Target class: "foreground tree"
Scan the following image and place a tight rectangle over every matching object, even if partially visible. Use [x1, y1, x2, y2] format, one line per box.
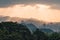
[33, 29, 48, 40]
[0, 22, 60, 40]
[0, 22, 31, 40]
[48, 32, 60, 40]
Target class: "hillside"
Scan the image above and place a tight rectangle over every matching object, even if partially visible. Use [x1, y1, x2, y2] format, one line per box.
[0, 16, 60, 32]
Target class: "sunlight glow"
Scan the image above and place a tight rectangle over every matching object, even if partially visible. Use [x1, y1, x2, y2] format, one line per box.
[0, 4, 60, 22]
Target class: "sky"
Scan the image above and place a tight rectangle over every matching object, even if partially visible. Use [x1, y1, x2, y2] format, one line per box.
[0, 0, 60, 22]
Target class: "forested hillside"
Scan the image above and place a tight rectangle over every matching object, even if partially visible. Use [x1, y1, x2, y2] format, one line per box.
[0, 22, 60, 40]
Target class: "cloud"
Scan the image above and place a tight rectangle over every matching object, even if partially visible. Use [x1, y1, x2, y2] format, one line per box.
[0, 0, 60, 9]
[50, 4, 60, 10]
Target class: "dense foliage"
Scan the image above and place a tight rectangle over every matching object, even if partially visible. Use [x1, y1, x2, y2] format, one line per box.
[0, 22, 60, 40]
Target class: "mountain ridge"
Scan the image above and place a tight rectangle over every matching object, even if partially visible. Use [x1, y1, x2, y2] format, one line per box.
[0, 16, 60, 32]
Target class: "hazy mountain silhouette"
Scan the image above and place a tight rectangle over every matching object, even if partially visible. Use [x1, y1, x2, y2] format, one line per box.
[39, 28, 54, 33]
[0, 16, 60, 32]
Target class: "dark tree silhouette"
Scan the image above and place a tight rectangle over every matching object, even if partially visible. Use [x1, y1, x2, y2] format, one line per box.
[0, 22, 60, 40]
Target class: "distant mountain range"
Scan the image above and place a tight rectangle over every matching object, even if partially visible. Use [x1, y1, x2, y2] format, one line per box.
[20, 21, 54, 33]
[21, 22, 54, 33]
[39, 28, 54, 33]
[19, 18, 60, 33]
[0, 16, 60, 32]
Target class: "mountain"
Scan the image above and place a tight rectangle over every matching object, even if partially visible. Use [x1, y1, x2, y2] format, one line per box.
[20, 21, 53, 34]
[0, 16, 60, 32]
[20, 21, 54, 33]
[20, 19, 60, 32]
[46, 22, 60, 32]
[21, 22, 38, 34]
[39, 28, 54, 33]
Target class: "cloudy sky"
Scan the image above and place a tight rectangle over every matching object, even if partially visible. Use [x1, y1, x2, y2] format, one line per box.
[0, 0, 60, 22]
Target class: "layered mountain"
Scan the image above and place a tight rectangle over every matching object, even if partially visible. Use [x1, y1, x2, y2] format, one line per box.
[39, 28, 54, 33]
[0, 16, 60, 32]
[20, 18, 60, 32]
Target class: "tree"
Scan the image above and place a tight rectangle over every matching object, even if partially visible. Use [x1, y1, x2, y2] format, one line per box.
[0, 22, 32, 40]
[33, 29, 48, 40]
[49, 32, 60, 40]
